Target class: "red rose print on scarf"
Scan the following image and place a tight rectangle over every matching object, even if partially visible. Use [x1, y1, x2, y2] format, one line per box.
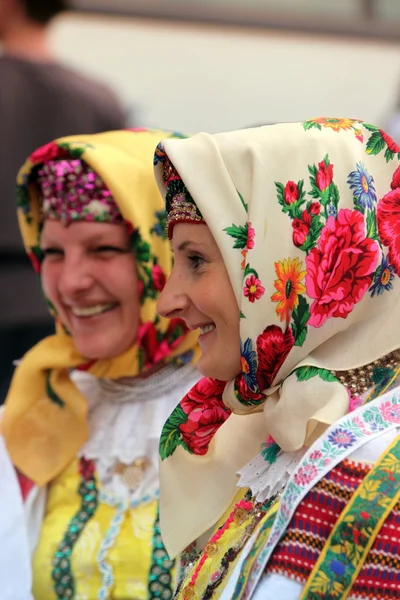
[179, 379, 230, 455]
[309, 202, 321, 216]
[292, 210, 312, 247]
[316, 160, 334, 191]
[247, 224, 255, 249]
[234, 324, 294, 406]
[138, 318, 190, 368]
[379, 130, 400, 154]
[390, 166, 400, 190]
[305, 209, 379, 327]
[28, 251, 41, 274]
[256, 325, 295, 391]
[377, 188, 400, 276]
[151, 264, 166, 291]
[29, 142, 69, 164]
[284, 181, 300, 204]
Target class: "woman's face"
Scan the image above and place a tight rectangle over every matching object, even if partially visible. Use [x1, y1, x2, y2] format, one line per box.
[41, 220, 140, 360]
[157, 223, 241, 381]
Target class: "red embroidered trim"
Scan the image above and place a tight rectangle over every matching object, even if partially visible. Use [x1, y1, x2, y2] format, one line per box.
[265, 458, 400, 598]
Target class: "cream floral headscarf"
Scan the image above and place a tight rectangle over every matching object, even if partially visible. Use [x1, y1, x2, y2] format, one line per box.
[154, 118, 400, 556]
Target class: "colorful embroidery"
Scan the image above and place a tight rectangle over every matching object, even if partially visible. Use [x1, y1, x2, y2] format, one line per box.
[148, 508, 174, 600]
[95, 489, 174, 599]
[176, 491, 279, 600]
[239, 388, 400, 599]
[233, 504, 279, 598]
[52, 458, 98, 599]
[255, 458, 400, 600]
[300, 436, 400, 599]
[97, 500, 126, 599]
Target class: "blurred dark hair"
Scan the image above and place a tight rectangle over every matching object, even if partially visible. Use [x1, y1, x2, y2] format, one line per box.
[21, 0, 68, 24]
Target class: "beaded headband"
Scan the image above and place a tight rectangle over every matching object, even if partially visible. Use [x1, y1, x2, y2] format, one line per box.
[160, 149, 204, 239]
[37, 159, 123, 225]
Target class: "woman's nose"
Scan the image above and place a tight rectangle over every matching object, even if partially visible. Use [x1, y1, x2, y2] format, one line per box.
[157, 272, 188, 319]
[58, 254, 94, 298]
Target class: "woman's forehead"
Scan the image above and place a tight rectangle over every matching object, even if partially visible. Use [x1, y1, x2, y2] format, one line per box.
[171, 223, 214, 249]
[41, 219, 128, 243]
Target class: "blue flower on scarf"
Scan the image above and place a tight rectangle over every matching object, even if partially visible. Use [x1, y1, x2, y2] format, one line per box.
[150, 210, 167, 239]
[347, 162, 377, 210]
[369, 255, 395, 297]
[240, 338, 258, 391]
[327, 203, 337, 217]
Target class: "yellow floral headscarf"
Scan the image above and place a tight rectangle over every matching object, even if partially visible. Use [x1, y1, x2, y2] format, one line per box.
[2, 129, 199, 486]
[154, 118, 400, 556]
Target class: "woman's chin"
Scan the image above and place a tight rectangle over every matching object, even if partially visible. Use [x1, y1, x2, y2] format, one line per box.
[197, 352, 241, 381]
[74, 336, 131, 361]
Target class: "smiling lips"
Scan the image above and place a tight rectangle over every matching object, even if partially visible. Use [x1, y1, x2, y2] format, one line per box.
[69, 303, 117, 318]
[199, 323, 215, 335]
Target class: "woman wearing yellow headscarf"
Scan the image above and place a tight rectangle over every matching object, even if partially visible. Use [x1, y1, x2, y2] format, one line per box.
[154, 119, 400, 599]
[0, 129, 200, 599]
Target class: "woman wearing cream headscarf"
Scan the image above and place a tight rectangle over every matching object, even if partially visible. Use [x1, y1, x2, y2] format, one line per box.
[0, 129, 200, 599]
[154, 118, 400, 599]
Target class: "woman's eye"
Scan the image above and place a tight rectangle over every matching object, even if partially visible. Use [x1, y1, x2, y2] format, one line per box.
[95, 246, 126, 254]
[42, 247, 63, 257]
[188, 254, 205, 270]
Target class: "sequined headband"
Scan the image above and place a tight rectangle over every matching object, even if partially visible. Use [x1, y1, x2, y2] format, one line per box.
[36, 159, 123, 225]
[159, 148, 204, 238]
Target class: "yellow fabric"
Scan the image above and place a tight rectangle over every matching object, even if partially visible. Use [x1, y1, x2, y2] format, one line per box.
[175, 489, 279, 600]
[33, 459, 171, 599]
[1, 130, 199, 485]
[154, 119, 400, 555]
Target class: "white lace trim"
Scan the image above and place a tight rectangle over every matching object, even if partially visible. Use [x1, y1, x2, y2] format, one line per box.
[237, 448, 306, 503]
[72, 363, 200, 501]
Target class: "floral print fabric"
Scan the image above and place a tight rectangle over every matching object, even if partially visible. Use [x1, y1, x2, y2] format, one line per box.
[153, 119, 400, 557]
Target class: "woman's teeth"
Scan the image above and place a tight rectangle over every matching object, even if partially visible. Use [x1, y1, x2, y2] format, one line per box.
[200, 323, 215, 335]
[71, 303, 115, 317]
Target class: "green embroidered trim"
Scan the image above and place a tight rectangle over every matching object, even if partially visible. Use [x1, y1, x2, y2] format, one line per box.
[51, 458, 98, 599]
[233, 502, 279, 599]
[300, 435, 400, 600]
[148, 507, 175, 600]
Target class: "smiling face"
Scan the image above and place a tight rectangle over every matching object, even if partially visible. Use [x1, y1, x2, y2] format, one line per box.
[157, 223, 241, 381]
[41, 220, 140, 360]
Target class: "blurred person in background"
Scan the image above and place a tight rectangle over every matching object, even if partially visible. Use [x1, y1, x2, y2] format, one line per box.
[0, 129, 200, 598]
[0, 0, 127, 401]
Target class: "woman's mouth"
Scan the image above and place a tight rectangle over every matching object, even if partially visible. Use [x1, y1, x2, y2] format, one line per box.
[70, 303, 117, 318]
[199, 323, 216, 336]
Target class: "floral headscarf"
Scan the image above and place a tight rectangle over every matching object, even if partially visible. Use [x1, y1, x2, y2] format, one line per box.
[153, 118, 400, 557]
[1, 129, 200, 486]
